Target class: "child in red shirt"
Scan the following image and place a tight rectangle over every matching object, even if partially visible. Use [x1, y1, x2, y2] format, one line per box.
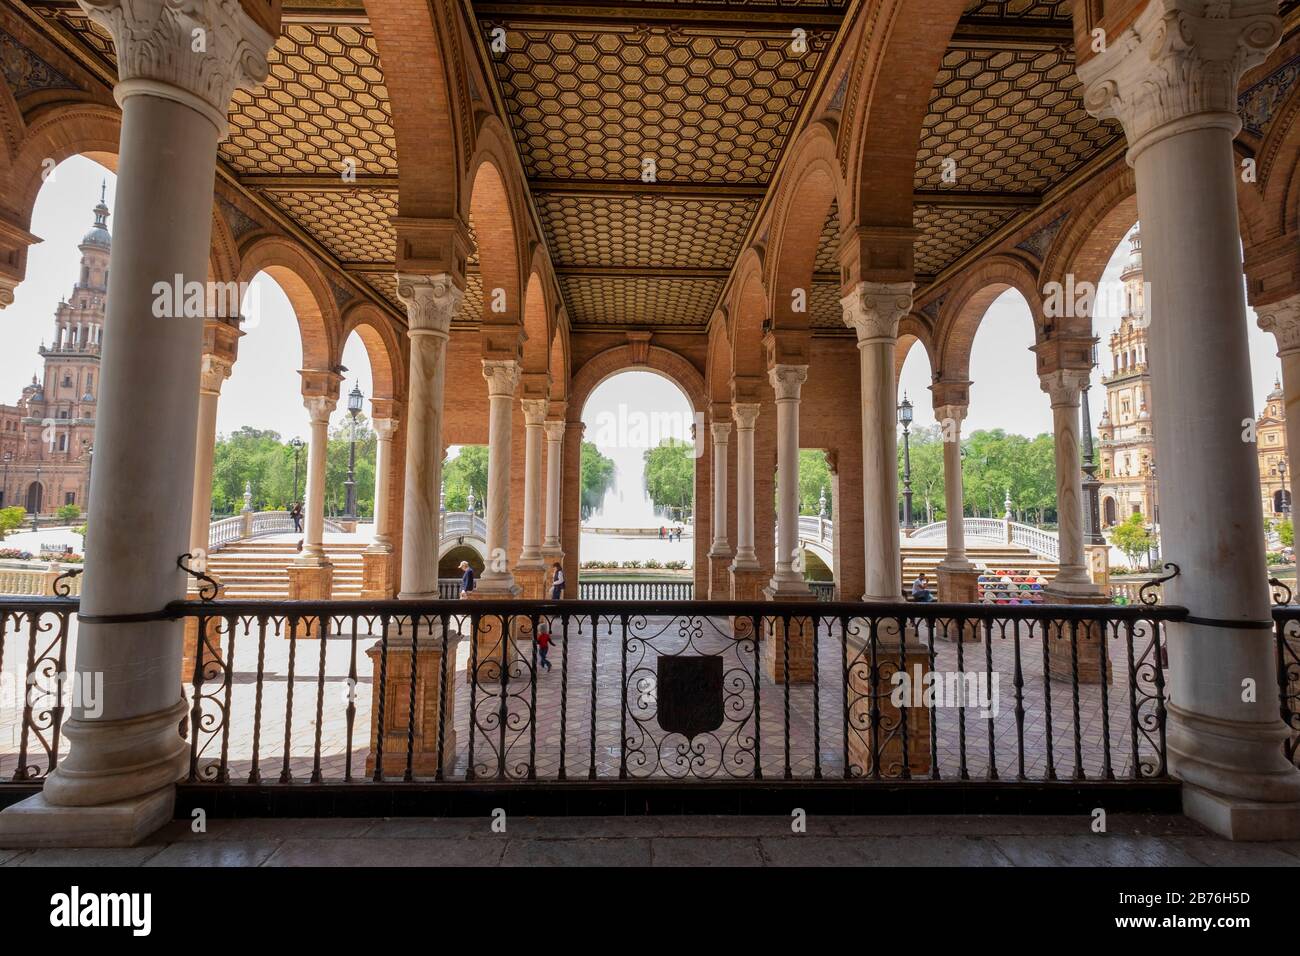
[536, 620, 553, 672]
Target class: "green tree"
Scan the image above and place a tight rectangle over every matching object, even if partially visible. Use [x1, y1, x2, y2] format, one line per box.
[211, 426, 294, 514]
[898, 425, 945, 523]
[443, 445, 489, 512]
[643, 437, 693, 520]
[324, 415, 376, 517]
[1281, 519, 1294, 547]
[580, 441, 616, 520]
[55, 503, 82, 524]
[1110, 512, 1153, 569]
[799, 449, 832, 517]
[0, 505, 24, 540]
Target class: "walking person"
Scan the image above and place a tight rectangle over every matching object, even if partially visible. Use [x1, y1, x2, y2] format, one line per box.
[459, 559, 476, 597]
[289, 501, 303, 533]
[536, 619, 553, 672]
[550, 561, 565, 600]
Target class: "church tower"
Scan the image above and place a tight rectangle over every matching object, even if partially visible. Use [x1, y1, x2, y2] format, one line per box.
[0, 186, 107, 515]
[1097, 228, 1158, 529]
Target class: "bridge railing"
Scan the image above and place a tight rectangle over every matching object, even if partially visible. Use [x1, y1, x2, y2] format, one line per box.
[208, 511, 348, 553]
[441, 512, 487, 540]
[910, 518, 1060, 562]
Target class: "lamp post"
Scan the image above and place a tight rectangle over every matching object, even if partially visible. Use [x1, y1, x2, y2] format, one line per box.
[1146, 459, 1160, 570]
[1279, 457, 1290, 518]
[898, 392, 914, 530]
[289, 436, 304, 506]
[343, 381, 363, 520]
[1080, 343, 1105, 546]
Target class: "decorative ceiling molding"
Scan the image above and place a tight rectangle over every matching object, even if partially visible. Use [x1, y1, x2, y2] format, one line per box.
[0, 27, 80, 97]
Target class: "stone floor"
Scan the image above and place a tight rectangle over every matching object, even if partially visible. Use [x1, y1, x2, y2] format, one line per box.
[0, 610, 1177, 783]
[3, 814, 1299, 867]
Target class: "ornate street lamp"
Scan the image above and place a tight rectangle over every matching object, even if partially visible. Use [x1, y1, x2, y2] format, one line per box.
[898, 393, 914, 530]
[1279, 458, 1290, 518]
[289, 436, 304, 506]
[343, 382, 363, 520]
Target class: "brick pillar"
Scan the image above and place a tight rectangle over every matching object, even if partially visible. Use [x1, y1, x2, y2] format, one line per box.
[365, 628, 459, 777]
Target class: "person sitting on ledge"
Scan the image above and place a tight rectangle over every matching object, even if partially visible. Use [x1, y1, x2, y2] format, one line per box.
[911, 573, 935, 603]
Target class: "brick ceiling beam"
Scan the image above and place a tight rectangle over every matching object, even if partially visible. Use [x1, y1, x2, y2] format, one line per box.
[472, 1, 846, 29]
[950, 16, 1075, 50]
[913, 190, 1043, 209]
[529, 179, 766, 200]
[238, 173, 400, 191]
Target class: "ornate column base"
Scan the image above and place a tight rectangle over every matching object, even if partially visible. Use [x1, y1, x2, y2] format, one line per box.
[761, 588, 817, 683]
[707, 552, 732, 599]
[729, 565, 766, 641]
[513, 564, 547, 601]
[1042, 591, 1112, 685]
[286, 564, 334, 638]
[361, 549, 395, 600]
[1085, 544, 1111, 589]
[0, 698, 188, 846]
[365, 631, 459, 778]
[846, 623, 932, 778]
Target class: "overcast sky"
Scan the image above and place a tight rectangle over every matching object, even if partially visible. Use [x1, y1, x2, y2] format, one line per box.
[4, 155, 1284, 446]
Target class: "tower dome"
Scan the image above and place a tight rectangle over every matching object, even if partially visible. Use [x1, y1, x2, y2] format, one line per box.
[80, 181, 111, 250]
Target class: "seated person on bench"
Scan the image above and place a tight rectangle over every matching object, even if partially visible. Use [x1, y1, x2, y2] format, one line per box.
[910, 573, 935, 603]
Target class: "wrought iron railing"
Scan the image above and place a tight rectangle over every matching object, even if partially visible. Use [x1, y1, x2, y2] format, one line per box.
[0, 592, 1207, 789]
[1273, 607, 1300, 769]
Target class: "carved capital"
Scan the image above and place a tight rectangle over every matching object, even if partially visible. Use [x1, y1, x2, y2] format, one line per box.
[372, 417, 399, 441]
[543, 420, 566, 444]
[840, 281, 914, 344]
[79, 0, 277, 135]
[933, 403, 968, 427]
[1257, 293, 1300, 356]
[710, 421, 732, 444]
[521, 398, 548, 426]
[1077, 0, 1281, 159]
[199, 352, 234, 394]
[482, 359, 520, 399]
[304, 394, 336, 425]
[768, 363, 808, 402]
[1039, 368, 1090, 408]
[732, 402, 761, 431]
[397, 272, 462, 337]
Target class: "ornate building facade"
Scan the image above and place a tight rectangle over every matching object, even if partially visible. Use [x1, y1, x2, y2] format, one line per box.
[1098, 228, 1290, 527]
[0, 189, 106, 517]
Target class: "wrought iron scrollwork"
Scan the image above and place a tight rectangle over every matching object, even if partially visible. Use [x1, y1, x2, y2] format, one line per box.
[1270, 577, 1293, 607]
[177, 552, 219, 601]
[1139, 562, 1180, 606]
[51, 566, 82, 597]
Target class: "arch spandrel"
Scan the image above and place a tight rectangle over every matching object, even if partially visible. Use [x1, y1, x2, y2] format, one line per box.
[237, 234, 342, 373]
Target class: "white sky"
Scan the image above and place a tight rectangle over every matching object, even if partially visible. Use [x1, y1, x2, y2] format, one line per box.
[5, 156, 1284, 445]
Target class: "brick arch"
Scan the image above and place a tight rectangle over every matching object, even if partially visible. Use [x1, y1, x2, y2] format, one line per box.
[549, 315, 571, 406]
[568, 344, 707, 423]
[340, 300, 404, 402]
[1249, 72, 1300, 242]
[208, 200, 239, 286]
[1040, 165, 1139, 329]
[363, 0, 462, 220]
[521, 267, 551, 376]
[766, 122, 847, 331]
[840, 0, 969, 232]
[935, 254, 1042, 383]
[728, 247, 768, 383]
[467, 153, 523, 325]
[894, 312, 936, 390]
[706, 311, 733, 407]
[237, 235, 339, 372]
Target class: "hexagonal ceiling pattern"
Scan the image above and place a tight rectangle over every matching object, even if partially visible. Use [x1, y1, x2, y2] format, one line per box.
[913, 205, 1019, 277]
[560, 275, 723, 327]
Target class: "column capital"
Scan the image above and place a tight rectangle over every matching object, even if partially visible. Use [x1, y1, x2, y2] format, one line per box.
[768, 363, 808, 401]
[711, 420, 732, 444]
[933, 403, 968, 427]
[1039, 368, 1090, 408]
[732, 402, 761, 431]
[79, 0, 277, 135]
[1077, 0, 1281, 161]
[304, 394, 336, 425]
[543, 419, 566, 443]
[482, 358, 520, 398]
[521, 397, 548, 426]
[372, 417, 399, 441]
[1257, 293, 1300, 356]
[929, 378, 971, 409]
[299, 367, 342, 404]
[199, 352, 234, 395]
[840, 281, 914, 344]
[397, 272, 461, 337]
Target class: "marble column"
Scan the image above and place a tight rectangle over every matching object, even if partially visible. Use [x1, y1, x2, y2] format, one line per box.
[297, 393, 336, 568]
[0, 0, 275, 846]
[842, 283, 912, 601]
[1257, 295, 1300, 515]
[396, 274, 460, 599]
[542, 419, 565, 557]
[518, 398, 548, 567]
[730, 403, 761, 572]
[934, 403, 974, 573]
[766, 364, 810, 596]
[1080, 0, 1299, 838]
[479, 359, 521, 594]
[1038, 370, 1098, 596]
[189, 353, 232, 560]
[708, 421, 732, 558]
[368, 417, 398, 552]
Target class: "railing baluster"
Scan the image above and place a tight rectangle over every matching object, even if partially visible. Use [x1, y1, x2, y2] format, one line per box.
[897, 614, 911, 780]
[559, 614, 570, 781]
[1124, 618, 1142, 779]
[1069, 618, 1085, 781]
[868, 615, 881, 781]
[528, 614, 539, 781]
[1099, 619, 1114, 781]
[840, 613, 850, 780]
[1040, 618, 1057, 782]
[984, 615, 997, 781]
[812, 611, 822, 780]
[216, 615, 237, 784]
[589, 613, 599, 780]
[248, 616, 268, 784]
[436, 612, 450, 782]
[619, 613, 628, 780]
[955, 612, 968, 781]
[782, 615, 792, 780]
[280, 615, 299, 784]
[344, 614, 358, 783]
[497, 614, 509, 780]
[1012, 618, 1026, 781]
[406, 614, 420, 782]
[925, 613, 940, 780]
[752, 612, 763, 782]
[372, 615, 389, 783]
[466, 612, 480, 782]
[311, 612, 329, 783]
